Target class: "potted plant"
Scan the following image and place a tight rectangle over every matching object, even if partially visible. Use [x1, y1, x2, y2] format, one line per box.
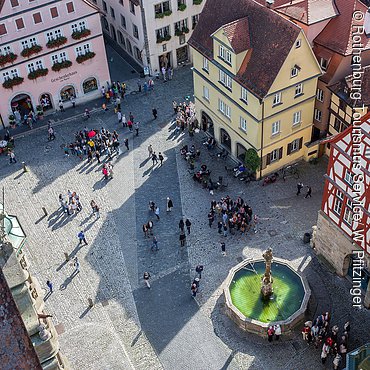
[76, 51, 96, 64]
[0, 52, 17, 67]
[2, 76, 24, 89]
[46, 36, 67, 49]
[71, 28, 91, 40]
[178, 4, 186, 11]
[21, 44, 43, 58]
[28, 68, 49, 80]
[51, 60, 72, 72]
[36, 105, 44, 119]
[8, 114, 16, 128]
[163, 10, 172, 16]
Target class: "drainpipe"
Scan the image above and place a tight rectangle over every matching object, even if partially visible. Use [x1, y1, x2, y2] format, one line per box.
[140, 0, 151, 75]
[259, 100, 265, 179]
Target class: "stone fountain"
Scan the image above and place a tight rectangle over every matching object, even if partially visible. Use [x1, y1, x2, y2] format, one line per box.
[261, 248, 274, 299]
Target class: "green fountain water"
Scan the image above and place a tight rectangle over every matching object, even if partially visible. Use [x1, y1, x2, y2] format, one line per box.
[229, 261, 305, 323]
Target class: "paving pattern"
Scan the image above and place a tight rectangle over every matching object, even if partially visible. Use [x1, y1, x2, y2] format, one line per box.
[0, 66, 369, 370]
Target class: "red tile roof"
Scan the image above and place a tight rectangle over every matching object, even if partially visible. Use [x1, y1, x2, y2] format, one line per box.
[189, 0, 301, 99]
[220, 17, 251, 54]
[275, 0, 338, 25]
[0, 268, 42, 370]
[314, 0, 370, 55]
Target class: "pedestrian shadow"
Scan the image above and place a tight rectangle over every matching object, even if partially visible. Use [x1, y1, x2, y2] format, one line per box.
[139, 157, 150, 168]
[130, 330, 142, 347]
[60, 271, 78, 290]
[79, 305, 92, 319]
[51, 212, 76, 230]
[80, 214, 93, 226]
[43, 291, 52, 302]
[85, 161, 100, 175]
[69, 243, 84, 259]
[56, 258, 69, 272]
[84, 217, 98, 232]
[13, 171, 26, 180]
[35, 214, 47, 225]
[93, 178, 108, 191]
[142, 166, 155, 177]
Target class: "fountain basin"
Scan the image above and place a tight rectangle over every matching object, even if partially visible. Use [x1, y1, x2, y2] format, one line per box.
[224, 258, 311, 335]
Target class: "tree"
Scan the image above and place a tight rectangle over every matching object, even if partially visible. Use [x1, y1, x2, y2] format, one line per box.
[244, 148, 260, 173]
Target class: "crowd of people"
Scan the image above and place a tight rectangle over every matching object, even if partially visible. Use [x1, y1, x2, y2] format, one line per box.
[301, 313, 350, 369]
[58, 191, 83, 216]
[172, 100, 197, 134]
[207, 196, 257, 237]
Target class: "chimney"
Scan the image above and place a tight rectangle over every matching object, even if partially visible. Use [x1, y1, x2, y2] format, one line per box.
[266, 0, 274, 8]
[365, 8, 370, 37]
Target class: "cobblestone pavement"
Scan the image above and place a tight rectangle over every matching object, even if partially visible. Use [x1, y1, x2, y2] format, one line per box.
[0, 66, 369, 370]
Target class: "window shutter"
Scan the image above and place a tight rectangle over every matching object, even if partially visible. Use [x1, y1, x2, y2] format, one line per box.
[279, 147, 283, 160]
[299, 137, 303, 150]
[266, 153, 271, 166]
[287, 143, 291, 155]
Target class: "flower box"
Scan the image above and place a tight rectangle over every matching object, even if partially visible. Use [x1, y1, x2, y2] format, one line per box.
[193, 0, 202, 4]
[0, 53, 17, 67]
[51, 60, 72, 72]
[163, 10, 172, 16]
[21, 45, 43, 58]
[71, 28, 91, 40]
[183, 27, 189, 34]
[46, 36, 67, 49]
[76, 51, 96, 64]
[2, 76, 24, 89]
[155, 13, 165, 18]
[178, 4, 186, 11]
[28, 68, 49, 80]
[175, 29, 183, 36]
[156, 35, 171, 43]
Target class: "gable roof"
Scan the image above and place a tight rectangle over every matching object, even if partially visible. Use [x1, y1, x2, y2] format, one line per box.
[275, 0, 338, 25]
[314, 0, 370, 55]
[220, 17, 251, 54]
[189, 0, 301, 99]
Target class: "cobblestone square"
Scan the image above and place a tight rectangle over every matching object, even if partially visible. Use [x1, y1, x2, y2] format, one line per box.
[1, 67, 369, 370]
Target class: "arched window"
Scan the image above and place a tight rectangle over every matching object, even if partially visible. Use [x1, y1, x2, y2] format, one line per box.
[118, 31, 126, 48]
[83, 77, 98, 94]
[39, 93, 53, 111]
[220, 128, 231, 151]
[60, 85, 76, 102]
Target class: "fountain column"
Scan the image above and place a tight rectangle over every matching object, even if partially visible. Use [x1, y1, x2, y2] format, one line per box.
[261, 248, 274, 298]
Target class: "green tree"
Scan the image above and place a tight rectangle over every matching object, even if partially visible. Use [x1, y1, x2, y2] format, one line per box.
[244, 148, 260, 173]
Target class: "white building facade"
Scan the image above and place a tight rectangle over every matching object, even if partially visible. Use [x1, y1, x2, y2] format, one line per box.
[93, 0, 205, 73]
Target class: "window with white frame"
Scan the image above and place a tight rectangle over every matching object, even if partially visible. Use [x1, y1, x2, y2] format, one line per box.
[343, 199, 353, 225]
[344, 169, 354, 185]
[46, 29, 62, 41]
[295, 83, 303, 96]
[133, 24, 139, 39]
[271, 149, 279, 162]
[333, 190, 344, 215]
[192, 14, 199, 29]
[291, 67, 298, 77]
[203, 57, 209, 72]
[240, 117, 247, 132]
[202, 86, 209, 101]
[155, 26, 170, 40]
[21, 37, 37, 50]
[218, 99, 231, 118]
[3, 68, 19, 81]
[0, 45, 11, 55]
[314, 108, 322, 122]
[76, 44, 91, 57]
[316, 88, 324, 102]
[219, 69, 232, 90]
[295, 39, 301, 48]
[273, 92, 282, 106]
[291, 138, 300, 152]
[241, 87, 248, 103]
[218, 44, 232, 64]
[71, 21, 87, 33]
[320, 58, 328, 71]
[272, 120, 280, 135]
[293, 110, 301, 125]
[51, 51, 67, 64]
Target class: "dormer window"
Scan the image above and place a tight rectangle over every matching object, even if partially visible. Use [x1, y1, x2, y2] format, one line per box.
[320, 58, 328, 71]
[291, 67, 298, 78]
[295, 39, 301, 48]
[218, 44, 232, 65]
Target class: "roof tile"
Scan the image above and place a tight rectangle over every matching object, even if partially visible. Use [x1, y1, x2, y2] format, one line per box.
[221, 17, 251, 54]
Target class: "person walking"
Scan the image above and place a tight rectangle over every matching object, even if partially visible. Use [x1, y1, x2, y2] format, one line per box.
[134, 122, 139, 136]
[94, 204, 100, 219]
[78, 230, 88, 245]
[185, 219, 192, 234]
[73, 257, 80, 274]
[71, 96, 76, 108]
[179, 230, 186, 247]
[9, 151, 16, 164]
[172, 101, 178, 115]
[217, 221, 223, 234]
[321, 342, 330, 364]
[143, 271, 151, 288]
[152, 152, 158, 166]
[46, 280, 53, 294]
[58, 100, 64, 112]
[122, 113, 127, 127]
[90, 200, 97, 216]
[166, 197, 173, 212]
[148, 144, 153, 158]
[179, 219, 185, 232]
[208, 211, 214, 228]
[195, 265, 204, 279]
[333, 353, 342, 370]
[221, 241, 226, 256]
[142, 223, 149, 238]
[147, 220, 154, 235]
[117, 110, 122, 124]
[296, 182, 304, 196]
[152, 108, 158, 120]
[305, 186, 312, 199]
[124, 138, 129, 151]
[274, 324, 281, 340]
[158, 152, 164, 166]
[154, 206, 160, 220]
[151, 236, 159, 251]
[267, 326, 275, 342]
[191, 282, 198, 297]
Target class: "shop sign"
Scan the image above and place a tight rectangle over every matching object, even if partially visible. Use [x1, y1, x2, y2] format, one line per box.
[51, 71, 78, 83]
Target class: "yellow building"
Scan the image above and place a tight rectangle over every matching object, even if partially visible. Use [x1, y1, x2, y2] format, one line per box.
[188, 0, 322, 177]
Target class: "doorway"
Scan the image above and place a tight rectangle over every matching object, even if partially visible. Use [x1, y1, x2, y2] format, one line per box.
[11, 94, 33, 117]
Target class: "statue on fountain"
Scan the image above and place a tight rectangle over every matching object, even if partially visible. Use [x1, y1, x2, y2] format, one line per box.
[261, 247, 274, 299]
